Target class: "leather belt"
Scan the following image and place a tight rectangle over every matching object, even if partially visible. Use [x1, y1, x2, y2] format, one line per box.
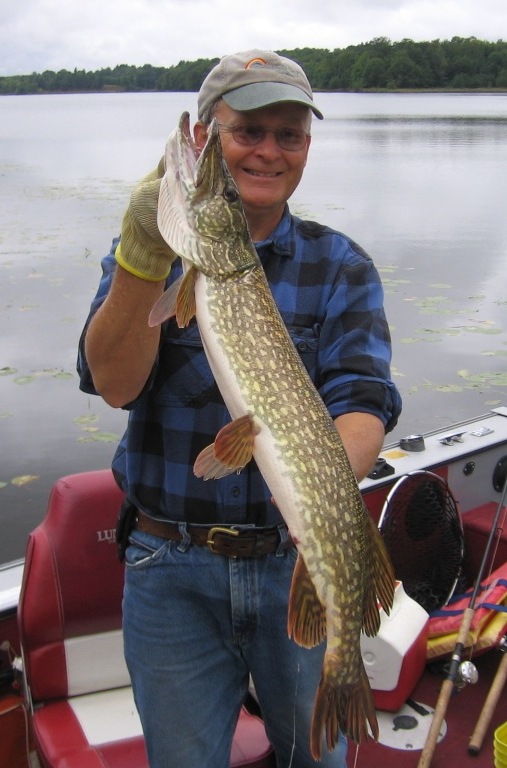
[135, 510, 294, 558]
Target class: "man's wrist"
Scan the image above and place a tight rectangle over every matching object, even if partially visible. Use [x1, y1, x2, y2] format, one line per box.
[114, 242, 171, 282]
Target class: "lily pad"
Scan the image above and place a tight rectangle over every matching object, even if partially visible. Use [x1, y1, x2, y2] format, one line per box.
[462, 325, 502, 335]
[74, 414, 99, 425]
[0, 367, 17, 376]
[458, 369, 507, 387]
[77, 431, 120, 443]
[11, 475, 40, 486]
[432, 384, 464, 393]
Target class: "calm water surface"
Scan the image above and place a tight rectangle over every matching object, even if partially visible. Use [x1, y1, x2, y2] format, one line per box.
[1, 91, 506, 562]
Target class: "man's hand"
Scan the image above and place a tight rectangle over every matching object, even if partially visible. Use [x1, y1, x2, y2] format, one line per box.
[115, 158, 178, 281]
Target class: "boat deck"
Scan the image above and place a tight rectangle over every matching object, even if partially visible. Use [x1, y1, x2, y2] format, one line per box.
[348, 649, 506, 767]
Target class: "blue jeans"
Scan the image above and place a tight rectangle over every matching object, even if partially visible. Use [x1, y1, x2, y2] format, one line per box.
[123, 528, 347, 768]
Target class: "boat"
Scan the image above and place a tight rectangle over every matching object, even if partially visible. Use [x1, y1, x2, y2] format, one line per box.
[1, 406, 507, 768]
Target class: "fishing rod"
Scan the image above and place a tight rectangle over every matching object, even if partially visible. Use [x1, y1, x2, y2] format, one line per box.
[417, 469, 507, 768]
[468, 634, 507, 755]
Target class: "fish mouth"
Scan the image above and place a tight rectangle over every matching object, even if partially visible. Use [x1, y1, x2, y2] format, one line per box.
[172, 112, 223, 205]
[188, 117, 239, 205]
[195, 118, 225, 192]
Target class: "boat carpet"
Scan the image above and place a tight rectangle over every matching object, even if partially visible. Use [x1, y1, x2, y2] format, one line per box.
[346, 648, 507, 767]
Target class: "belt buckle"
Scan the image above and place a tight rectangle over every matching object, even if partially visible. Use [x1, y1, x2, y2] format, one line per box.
[206, 526, 240, 555]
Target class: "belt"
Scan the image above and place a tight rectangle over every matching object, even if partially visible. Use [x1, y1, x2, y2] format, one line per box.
[134, 510, 294, 558]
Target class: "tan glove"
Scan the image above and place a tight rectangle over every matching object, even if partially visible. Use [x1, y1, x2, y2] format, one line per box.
[115, 157, 177, 281]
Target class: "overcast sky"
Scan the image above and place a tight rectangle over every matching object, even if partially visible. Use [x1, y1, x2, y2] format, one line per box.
[1, 0, 506, 76]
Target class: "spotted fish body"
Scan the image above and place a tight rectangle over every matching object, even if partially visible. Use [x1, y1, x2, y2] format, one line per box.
[150, 112, 395, 759]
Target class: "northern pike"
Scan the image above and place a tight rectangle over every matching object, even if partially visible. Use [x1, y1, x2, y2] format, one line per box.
[149, 112, 395, 760]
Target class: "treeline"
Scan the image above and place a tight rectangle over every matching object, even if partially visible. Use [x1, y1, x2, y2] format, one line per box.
[2, 37, 507, 96]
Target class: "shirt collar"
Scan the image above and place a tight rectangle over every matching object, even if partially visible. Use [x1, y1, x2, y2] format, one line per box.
[253, 205, 295, 259]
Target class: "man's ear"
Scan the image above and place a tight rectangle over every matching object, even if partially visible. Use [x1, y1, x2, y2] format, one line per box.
[193, 121, 208, 150]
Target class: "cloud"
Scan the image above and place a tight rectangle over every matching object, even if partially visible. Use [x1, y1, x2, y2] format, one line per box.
[0, 0, 505, 76]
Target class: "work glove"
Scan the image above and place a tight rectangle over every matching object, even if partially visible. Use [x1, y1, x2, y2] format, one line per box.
[115, 157, 177, 281]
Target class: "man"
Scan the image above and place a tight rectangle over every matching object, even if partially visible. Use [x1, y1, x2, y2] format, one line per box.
[78, 49, 402, 768]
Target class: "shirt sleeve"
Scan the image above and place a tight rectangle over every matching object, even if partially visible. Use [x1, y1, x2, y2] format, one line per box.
[317, 237, 402, 434]
[76, 238, 118, 396]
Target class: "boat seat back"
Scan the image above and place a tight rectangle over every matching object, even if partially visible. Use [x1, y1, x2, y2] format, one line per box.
[18, 470, 126, 702]
[18, 470, 274, 768]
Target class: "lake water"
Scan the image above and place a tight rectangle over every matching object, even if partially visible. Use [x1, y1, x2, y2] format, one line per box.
[1, 91, 506, 563]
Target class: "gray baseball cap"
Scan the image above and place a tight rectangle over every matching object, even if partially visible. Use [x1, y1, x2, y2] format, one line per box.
[198, 49, 324, 121]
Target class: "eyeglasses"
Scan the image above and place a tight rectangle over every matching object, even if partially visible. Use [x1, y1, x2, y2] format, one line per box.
[218, 123, 309, 152]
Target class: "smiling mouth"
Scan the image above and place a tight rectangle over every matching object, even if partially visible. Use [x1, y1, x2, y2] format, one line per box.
[246, 169, 281, 178]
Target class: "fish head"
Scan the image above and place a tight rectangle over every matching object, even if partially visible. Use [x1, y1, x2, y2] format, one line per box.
[158, 112, 258, 278]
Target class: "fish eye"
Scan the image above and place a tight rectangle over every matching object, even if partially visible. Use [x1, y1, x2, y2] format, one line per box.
[223, 186, 239, 203]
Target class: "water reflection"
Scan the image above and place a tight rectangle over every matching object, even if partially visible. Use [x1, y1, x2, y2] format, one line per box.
[1, 91, 506, 562]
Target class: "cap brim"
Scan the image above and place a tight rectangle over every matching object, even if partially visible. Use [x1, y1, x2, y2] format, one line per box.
[223, 82, 324, 120]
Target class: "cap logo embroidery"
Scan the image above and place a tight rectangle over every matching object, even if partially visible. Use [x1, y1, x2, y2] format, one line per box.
[245, 57, 267, 69]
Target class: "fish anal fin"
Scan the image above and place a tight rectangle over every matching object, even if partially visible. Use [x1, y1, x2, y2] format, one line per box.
[287, 554, 326, 649]
[175, 267, 197, 327]
[193, 414, 258, 480]
[148, 275, 183, 327]
[362, 511, 396, 637]
[310, 654, 378, 760]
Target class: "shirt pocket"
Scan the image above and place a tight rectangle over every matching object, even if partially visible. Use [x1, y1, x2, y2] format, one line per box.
[152, 321, 217, 407]
[287, 323, 321, 381]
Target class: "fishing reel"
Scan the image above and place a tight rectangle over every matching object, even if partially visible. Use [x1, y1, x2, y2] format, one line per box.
[454, 660, 479, 690]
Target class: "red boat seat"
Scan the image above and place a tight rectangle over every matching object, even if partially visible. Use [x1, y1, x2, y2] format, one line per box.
[17, 470, 274, 768]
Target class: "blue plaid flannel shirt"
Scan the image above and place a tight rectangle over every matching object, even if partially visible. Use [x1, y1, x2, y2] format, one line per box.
[78, 207, 402, 527]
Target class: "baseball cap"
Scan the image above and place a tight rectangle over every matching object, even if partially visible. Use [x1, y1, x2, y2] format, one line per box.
[198, 49, 324, 121]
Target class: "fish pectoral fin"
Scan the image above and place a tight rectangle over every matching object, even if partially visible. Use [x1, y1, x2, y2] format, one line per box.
[362, 513, 396, 637]
[193, 414, 258, 480]
[193, 444, 237, 480]
[310, 654, 378, 760]
[287, 554, 326, 649]
[175, 266, 197, 327]
[148, 276, 183, 327]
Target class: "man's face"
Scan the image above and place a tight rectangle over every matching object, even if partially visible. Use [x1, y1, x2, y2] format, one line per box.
[195, 101, 311, 236]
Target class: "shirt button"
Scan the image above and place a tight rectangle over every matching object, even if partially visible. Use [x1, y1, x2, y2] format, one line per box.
[297, 341, 308, 352]
[231, 486, 241, 498]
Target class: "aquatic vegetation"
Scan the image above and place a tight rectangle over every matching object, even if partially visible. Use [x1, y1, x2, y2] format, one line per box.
[74, 414, 120, 443]
[10, 475, 40, 486]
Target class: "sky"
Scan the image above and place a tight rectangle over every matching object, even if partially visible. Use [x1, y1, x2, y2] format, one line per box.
[1, 0, 506, 77]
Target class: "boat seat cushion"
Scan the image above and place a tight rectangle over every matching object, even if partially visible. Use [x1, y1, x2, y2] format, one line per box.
[18, 470, 275, 768]
[32, 691, 273, 768]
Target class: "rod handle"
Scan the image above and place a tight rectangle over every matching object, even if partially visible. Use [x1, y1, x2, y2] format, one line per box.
[468, 651, 507, 755]
[417, 607, 475, 768]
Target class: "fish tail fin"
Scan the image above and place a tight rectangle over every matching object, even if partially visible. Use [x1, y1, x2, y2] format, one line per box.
[310, 653, 378, 760]
[362, 513, 396, 637]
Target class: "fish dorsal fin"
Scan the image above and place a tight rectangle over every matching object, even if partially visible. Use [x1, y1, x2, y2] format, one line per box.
[193, 414, 258, 480]
[362, 513, 396, 637]
[288, 553, 327, 649]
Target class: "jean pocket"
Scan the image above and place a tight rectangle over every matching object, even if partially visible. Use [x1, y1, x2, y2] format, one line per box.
[125, 531, 170, 570]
